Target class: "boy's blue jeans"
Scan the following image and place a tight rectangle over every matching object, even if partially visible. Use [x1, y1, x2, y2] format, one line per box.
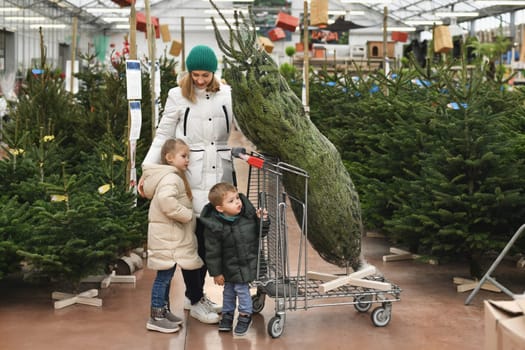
[151, 264, 176, 309]
[222, 282, 252, 315]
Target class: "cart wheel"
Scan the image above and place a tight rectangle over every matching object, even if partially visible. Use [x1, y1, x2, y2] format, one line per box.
[267, 316, 285, 338]
[371, 306, 391, 327]
[354, 295, 373, 313]
[252, 294, 265, 314]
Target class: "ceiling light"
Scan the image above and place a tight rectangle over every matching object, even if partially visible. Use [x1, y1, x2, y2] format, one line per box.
[328, 11, 346, 16]
[6, 16, 46, 21]
[404, 20, 444, 25]
[384, 26, 416, 32]
[29, 24, 67, 29]
[204, 0, 254, 2]
[435, 11, 479, 17]
[205, 25, 258, 30]
[474, 0, 525, 5]
[204, 9, 248, 14]
[0, 7, 20, 12]
[341, 0, 391, 3]
[103, 17, 129, 23]
[85, 8, 130, 14]
[204, 18, 240, 23]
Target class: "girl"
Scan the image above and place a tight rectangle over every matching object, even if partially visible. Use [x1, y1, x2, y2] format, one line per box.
[142, 138, 203, 333]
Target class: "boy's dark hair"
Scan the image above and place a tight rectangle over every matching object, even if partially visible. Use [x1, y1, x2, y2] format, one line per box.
[208, 182, 237, 207]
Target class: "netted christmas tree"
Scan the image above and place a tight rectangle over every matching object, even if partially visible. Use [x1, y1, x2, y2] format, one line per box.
[210, 3, 364, 269]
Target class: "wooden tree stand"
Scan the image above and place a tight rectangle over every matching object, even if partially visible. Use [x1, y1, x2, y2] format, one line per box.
[52, 289, 103, 309]
[81, 270, 136, 289]
[383, 247, 419, 262]
[453, 277, 502, 293]
[382, 247, 439, 265]
[307, 265, 392, 293]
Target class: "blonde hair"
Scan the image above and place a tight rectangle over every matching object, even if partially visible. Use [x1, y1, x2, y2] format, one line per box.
[208, 182, 237, 207]
[179, 73, 221, 103]
[161, 138, 193, 200]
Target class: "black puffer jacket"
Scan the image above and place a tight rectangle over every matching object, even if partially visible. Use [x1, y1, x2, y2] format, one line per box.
[200, 194, 263, 284]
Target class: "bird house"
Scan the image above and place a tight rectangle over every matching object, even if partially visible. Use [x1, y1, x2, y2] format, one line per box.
[275, 12, 299, 32]
[434, 25, 453, 53]
[268, 27, 286, 41]
[111, 0, 134, 6]
[136, 12, 160, 39]
[310, 0, 328, 26]
[258, 37, 275, 53]
[169, 40, 182, 56]
[391, 31, 408, 43]
[160, 24, 171, 43]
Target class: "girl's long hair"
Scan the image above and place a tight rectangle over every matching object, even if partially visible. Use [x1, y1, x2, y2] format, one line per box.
[160, 138, 193, 200]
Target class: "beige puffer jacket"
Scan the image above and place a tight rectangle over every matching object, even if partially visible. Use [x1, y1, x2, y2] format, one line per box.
[142, 164, 203, 271]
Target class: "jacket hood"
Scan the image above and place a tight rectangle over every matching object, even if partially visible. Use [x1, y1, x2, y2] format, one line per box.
[199, 193, 255, 230]
[142, 164, 181, 200]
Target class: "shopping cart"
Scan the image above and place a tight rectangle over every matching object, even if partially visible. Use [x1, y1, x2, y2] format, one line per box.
[232, 149, 402, 338]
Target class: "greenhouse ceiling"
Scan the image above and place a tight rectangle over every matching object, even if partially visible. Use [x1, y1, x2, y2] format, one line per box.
[3, 0, 525, 31]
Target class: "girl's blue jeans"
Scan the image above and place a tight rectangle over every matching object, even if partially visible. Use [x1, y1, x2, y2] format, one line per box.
[222, 281, 252, 315]
[151, 264, 176, 308]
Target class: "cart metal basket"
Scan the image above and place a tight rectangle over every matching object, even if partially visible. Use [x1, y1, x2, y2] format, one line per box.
[235, 151, 402, 338]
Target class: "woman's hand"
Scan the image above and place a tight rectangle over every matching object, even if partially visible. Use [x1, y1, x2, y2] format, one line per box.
[213, 274, 225, 286]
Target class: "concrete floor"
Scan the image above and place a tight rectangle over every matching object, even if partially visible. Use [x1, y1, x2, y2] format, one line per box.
[1, 131, 523, 349]
[2, 219, 523, 350]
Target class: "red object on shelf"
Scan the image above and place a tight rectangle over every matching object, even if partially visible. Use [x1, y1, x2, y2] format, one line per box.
[391, 31, 408, 43]
[268, 27, 286, 41]
[136, 12, 160, 39]
[111, 0, 134, 6]
[275, 12, 299, 32]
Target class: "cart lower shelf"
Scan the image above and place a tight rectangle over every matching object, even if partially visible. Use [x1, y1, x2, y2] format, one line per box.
[251, 274, 402, 337]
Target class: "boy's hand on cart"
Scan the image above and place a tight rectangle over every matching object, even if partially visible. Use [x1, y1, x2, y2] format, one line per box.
[213, 274, 225, 286]
[256, 208, 268, 220]
[257, 208, 270, 237]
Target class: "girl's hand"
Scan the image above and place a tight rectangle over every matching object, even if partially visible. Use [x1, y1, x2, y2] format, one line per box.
[137, 176, 146, 198]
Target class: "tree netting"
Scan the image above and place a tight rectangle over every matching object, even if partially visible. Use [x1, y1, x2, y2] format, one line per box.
[210, 2, 363, 269]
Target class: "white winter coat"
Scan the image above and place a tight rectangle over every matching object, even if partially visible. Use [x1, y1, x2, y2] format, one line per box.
[143, 84, 235, 215]
[142, 163, 203, 271]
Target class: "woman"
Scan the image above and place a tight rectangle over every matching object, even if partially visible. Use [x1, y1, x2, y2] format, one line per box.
[141, 45, 235, 324]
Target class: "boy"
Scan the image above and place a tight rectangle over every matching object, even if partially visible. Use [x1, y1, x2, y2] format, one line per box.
[199, 182, 269, 336]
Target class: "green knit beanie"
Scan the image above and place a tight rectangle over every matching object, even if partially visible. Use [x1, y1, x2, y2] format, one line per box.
[186, 45, 218, 73]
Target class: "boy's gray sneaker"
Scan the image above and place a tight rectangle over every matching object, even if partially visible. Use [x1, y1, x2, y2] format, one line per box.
[233, 314, 252, 336]
[218, 312, 234, 332]
[146, 317, 181, 333]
